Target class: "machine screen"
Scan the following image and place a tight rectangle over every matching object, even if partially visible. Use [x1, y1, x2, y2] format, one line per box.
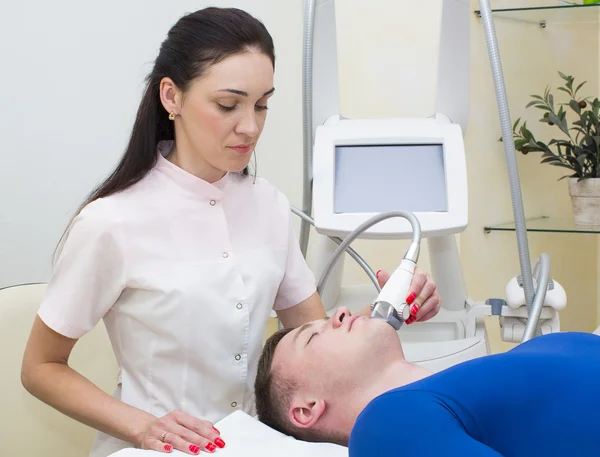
[334, 144, 448, 213]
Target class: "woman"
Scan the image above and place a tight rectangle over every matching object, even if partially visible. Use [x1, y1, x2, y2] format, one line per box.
[21, 7, 440, 457]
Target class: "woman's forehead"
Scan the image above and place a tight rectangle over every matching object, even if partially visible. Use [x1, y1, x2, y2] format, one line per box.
[199, 52, 273, 90]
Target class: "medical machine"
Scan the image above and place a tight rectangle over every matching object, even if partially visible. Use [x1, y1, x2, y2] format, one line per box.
[293, 0, 565, 372]
[311, 115, 469, 335]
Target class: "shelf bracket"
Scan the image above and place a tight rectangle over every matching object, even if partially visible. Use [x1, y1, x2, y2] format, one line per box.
[474, 11, 547, 29]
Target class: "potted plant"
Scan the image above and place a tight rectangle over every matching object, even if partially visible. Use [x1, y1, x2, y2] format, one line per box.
[508, 72, 600, 226]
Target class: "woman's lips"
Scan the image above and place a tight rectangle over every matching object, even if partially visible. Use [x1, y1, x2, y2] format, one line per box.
[230, 144, 252, 154]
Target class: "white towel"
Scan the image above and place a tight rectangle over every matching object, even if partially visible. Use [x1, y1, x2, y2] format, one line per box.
[108, 410, 348, 457]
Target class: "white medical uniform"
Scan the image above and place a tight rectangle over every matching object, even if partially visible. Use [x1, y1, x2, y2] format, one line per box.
[37, 141, 317, 457]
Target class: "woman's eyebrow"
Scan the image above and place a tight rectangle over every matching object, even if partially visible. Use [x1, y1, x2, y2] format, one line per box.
[217, 87, 275, 97]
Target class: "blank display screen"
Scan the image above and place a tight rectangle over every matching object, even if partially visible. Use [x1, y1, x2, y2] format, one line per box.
[334, 144, 447, 213]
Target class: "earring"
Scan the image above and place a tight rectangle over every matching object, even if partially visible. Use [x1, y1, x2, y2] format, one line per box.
[168, 112, 176, 121]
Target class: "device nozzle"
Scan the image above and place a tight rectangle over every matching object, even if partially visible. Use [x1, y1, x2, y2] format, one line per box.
[370, 301, 410, 330]
[404, 242, 420, 264]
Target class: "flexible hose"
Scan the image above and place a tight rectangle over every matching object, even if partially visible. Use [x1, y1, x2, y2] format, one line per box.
[291, 206, 381, 293]
[316, 211, 422, 296]
[478, 0, 541, 336]
[522, 254, 551, 342]
[299, 0, 316, 257]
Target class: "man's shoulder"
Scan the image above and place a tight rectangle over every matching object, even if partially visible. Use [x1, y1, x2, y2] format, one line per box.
[509, 332, 600, 356]
[355, 387, 442, 423]
[349, 389, 454, 457]
[351, 389, 443, 437]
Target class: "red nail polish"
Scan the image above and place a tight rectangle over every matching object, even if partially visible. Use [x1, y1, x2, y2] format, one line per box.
[206, 443, 217, 452]
[189, 445, 200, 454]
[164, 444, 172, 452]
[213, 427, 220, 434]
[406, 293, 417, 304]
[406, 316, 416, 325]
[215, 438, 226, 448]
[410, 304, 419, 316]
[376, 270, 382, 278]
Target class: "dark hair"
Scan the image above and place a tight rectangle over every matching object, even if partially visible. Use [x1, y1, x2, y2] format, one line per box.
[255, 328, 296, 435]
[255, 328, 345, 445]
[55, 7, 275, 258]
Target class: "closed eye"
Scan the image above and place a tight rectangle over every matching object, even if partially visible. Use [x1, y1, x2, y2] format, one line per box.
[306, 332, 319, 346]
[217, 103, 236, 112]
[217, 103, 269, 113]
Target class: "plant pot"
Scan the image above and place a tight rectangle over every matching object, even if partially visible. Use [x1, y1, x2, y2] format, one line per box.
[568, 177, 600, 226]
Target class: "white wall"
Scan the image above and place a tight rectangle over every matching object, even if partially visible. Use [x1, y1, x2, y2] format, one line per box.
[0, 0, 304, 288]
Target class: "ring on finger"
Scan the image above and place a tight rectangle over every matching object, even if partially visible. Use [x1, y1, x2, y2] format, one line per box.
[160, 432, 167, 442]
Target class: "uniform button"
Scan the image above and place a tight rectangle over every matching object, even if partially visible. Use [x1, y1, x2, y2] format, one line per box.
[210, 200, 216, 206]
[222, 252, 229, 258]
[235, 354, 241, 361]
[236, 303, 243, 310]
[231, 401, 237, 408]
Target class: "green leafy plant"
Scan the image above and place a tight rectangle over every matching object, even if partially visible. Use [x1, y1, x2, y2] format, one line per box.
[506, 72, 600, 181]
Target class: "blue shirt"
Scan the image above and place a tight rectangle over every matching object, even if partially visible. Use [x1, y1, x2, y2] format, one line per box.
[349, 332, 600, 457]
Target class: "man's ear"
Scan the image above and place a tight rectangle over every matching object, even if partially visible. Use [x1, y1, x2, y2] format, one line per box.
[289, 398, 326, 429]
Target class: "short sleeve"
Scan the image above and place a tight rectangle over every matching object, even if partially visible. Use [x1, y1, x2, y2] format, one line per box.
[37, 199, 127, 339]
[272, 214, 316, 311]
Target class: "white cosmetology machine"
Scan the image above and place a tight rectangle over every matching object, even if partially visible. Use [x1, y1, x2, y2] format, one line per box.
[293, 0, 566, 372]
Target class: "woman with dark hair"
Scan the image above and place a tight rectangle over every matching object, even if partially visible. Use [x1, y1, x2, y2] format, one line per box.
[20, 6, 440, 457]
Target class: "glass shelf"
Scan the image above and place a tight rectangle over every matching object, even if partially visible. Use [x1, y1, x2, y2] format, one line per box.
[484, 216, 600, 234]
[475, 3, 600, 26]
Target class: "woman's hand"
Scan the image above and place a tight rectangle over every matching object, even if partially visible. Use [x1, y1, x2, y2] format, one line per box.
[376, 267, 441, 324]
[140, 410, 226, 454]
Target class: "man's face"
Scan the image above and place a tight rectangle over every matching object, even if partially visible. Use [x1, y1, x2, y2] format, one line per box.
[272, 307, 403, 398]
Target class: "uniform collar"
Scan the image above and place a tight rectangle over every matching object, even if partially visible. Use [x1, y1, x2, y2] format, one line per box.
[155, 140, 229, 199]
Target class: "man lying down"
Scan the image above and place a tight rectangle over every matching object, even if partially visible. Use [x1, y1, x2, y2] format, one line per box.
[254, 306, 600, 457]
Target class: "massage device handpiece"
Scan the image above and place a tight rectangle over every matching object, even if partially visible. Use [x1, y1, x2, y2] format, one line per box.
[371, 301, 410, 330]
[370, 258, 417, 330]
